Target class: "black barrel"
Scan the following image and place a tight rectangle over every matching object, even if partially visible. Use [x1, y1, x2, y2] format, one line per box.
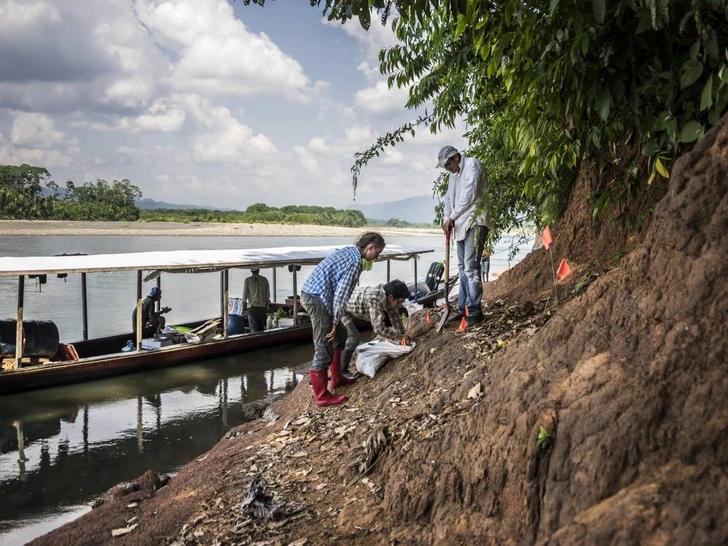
[0, 320, 60, 358]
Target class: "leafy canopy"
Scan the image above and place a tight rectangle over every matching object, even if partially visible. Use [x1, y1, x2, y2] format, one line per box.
[247, 0, 728, 242]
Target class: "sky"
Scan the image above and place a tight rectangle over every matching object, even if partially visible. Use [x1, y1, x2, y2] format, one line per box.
[0, 0, 467, 210]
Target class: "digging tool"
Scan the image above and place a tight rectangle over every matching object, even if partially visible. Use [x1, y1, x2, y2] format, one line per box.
[436, 229, 452, 333]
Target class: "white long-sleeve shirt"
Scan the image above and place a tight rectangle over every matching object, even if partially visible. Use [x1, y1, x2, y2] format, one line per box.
[443, 155, 490, 242]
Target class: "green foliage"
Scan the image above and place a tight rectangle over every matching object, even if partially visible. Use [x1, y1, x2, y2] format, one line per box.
[278, 0, 728, 245]
[0, 164, 142, 221]
[537, 425, 553, 450]
[139, 204, 367, 227]
[0, 164, 52, 219]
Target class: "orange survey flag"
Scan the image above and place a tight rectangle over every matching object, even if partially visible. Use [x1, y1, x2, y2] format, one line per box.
[426, 309, 431, 324]
[458, 316, 468, 333]
[556, 258, 572, 279]
[542, 226, 553, 250]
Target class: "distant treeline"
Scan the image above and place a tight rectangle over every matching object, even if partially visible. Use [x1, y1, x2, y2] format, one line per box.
[140, 203, 367, 227]
[0, 164, 367, 227]
[0, 164, 141, 221]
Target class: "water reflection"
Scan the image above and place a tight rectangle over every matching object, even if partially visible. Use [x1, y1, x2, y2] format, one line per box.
[0, 342, 310, 544]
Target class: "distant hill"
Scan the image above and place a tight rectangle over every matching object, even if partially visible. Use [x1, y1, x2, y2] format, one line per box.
[135, 198, 227, 211]
[346, 195, 437, 225]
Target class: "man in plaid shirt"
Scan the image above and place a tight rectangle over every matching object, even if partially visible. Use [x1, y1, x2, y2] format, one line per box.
[301, 232, 385, 407]
[340, 279, 411, 377]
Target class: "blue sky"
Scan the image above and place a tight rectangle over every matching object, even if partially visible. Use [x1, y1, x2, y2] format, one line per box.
[0, 0, 467, 210]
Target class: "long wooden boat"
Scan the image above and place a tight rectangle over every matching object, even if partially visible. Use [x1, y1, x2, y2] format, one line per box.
[0, 244, 433, 394]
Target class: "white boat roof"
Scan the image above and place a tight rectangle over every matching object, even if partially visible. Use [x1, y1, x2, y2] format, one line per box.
[0, 244, 434, 277]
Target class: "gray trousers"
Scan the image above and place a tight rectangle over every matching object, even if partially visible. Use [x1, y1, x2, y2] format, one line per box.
[301, 291, 347, 372]
[247, 306, 267, 333]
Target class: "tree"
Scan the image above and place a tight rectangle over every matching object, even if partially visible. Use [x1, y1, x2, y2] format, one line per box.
[247, 0, 728, 242]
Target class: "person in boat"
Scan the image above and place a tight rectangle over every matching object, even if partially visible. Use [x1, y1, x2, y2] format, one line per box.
[300, 232, 386, 407]
[340, 279, 411, 377]
[438, 145, 490, 327]
[131, 287, 171, 338]
[242, 269, 270, 333]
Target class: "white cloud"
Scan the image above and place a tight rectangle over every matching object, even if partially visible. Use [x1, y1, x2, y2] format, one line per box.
[10, 112, 70, 149]
[183, 95, 277, 165]
[136, 0, 317, 102]
[0, 131, 75, 169]
[294, 145, 318, 172]
[355, 80, 410, 116]
[0, 0, 61, 34]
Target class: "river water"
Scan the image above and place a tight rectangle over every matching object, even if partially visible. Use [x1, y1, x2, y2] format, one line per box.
[0, 234, 532, 545]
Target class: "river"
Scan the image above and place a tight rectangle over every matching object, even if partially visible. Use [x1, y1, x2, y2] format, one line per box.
[0, 234, 532, 545]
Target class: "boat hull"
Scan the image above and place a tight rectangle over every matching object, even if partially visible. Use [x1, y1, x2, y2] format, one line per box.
[0, 325, 311, 395]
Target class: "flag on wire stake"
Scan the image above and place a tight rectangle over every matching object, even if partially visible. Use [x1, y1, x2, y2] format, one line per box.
[458, 317, 468, 333]
[557, 259, 572, 279]
[543, 226, 559, 303]
[425, 309, 431, 324]
[542, 226, 553, 250]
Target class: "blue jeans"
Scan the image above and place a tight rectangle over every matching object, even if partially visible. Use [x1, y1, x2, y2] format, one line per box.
[456, 226, 488, 319]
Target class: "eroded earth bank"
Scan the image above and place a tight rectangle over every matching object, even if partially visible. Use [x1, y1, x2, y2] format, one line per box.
[30, 116, 728, 545]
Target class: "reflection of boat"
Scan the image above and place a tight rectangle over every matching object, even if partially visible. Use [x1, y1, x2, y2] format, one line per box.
[0, 244, 432, 394]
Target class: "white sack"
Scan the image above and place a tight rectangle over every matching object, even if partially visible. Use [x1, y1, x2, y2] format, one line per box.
[355, 339, 415, 378]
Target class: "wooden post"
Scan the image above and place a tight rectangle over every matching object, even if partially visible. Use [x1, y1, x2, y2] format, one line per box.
[292, 267, 298, 324]
[135, 271, 142, 350]
[155, 277, 162, 314]
[272, 267, 277, 304]
[222, 270, 229, 338]
[81, 272, 89, 340]
[14, 276, 24, 370]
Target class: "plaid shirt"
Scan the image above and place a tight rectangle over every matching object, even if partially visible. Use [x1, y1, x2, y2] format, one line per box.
[342, 284, 405, 342]
[302, 246, 362, 325]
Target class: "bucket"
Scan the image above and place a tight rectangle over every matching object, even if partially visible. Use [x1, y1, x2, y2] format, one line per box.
[0, 319, 60, 358]
[227, 314, 246, 335]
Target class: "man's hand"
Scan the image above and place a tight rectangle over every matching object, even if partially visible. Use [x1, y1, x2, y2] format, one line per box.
[442, 218, 454, 234]
[324, 324, 337, 342]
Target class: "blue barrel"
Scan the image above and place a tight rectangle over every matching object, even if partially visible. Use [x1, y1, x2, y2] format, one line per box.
[0, 320, 60, 358]
[227, 314, 246, 335]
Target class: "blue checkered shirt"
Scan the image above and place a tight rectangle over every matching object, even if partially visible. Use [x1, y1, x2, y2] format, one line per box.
[302, 246, 362, 325]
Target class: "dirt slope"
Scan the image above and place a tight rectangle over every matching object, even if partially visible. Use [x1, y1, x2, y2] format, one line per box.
[30, 116, 728, 546]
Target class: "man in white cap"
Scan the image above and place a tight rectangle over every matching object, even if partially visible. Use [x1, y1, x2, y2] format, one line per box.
[437, 145, 490, 326]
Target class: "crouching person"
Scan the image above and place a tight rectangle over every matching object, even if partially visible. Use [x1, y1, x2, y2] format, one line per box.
[300, 232, 385, 407]
[340, 279, 410, 377]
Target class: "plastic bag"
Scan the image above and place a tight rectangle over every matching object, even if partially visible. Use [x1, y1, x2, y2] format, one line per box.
[355, 339, 415, 378]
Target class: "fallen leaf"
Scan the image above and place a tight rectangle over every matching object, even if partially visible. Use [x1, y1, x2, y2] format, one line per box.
[111, 523, 137, 537]
[467, 382, 483, 400]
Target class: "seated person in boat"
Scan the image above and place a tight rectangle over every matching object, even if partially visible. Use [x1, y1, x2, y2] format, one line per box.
[301, 232, 385, 407]
[242, 269, 270, 333]
[132, 287, 171, 338]
[341, 279, 410, 377]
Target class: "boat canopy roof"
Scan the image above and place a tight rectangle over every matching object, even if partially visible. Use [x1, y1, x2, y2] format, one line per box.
[0, 244, 434, 277]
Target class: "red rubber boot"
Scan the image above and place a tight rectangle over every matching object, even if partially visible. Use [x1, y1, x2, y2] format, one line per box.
[330, 349, 357, 388]
[310, 370, 347, 407]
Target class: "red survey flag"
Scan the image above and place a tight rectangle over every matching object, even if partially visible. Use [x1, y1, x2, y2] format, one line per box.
[542, 226, 553, 250]
[557, 258, 572, 279]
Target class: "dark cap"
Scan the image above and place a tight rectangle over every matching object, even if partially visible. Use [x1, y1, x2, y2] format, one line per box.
[436, 146, 459, 168]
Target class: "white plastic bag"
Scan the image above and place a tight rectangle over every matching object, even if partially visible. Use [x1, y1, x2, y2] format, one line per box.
[355, 339, 415, 378]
